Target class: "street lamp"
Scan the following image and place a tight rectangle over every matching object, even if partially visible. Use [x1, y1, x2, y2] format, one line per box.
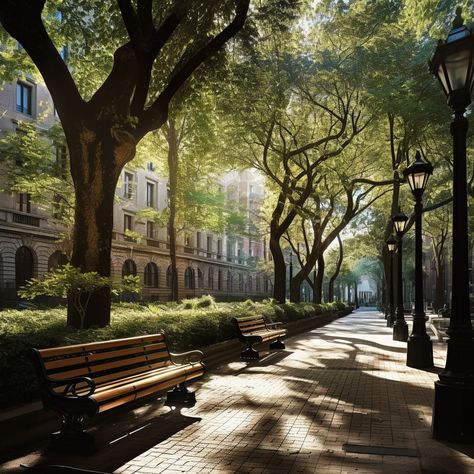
[288, 251, 293, 300]
[403, 151, 434, 368]
[391, 210, 409, 341]
[429, 7, 474, 442]
[386, 237, 397, 328]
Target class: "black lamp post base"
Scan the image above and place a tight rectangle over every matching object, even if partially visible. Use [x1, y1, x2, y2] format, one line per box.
[407, 337, 433, 368]
[393, 322, 408, 341]
[433, 379, 474, 442]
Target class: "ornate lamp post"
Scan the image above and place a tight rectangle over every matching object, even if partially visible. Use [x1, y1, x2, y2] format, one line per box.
[429, 7, 474, 441]
[386, 238, 397, 327]
[288, 251, 293, 300]
[392, 210, 409, 341]
[403, 151, 434, 368]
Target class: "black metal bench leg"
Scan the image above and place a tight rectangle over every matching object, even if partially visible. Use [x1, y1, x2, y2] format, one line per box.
[50, 413, 95, 452]
[269, 338, 285, 350]
[166, 382, 196, 407]
[241, 341, 259, 360]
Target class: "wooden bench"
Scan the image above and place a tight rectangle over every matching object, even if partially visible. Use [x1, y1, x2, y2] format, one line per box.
[30, 333, 205, 451]
[233, 315, 287, 359]
[429, 317, 450, 342]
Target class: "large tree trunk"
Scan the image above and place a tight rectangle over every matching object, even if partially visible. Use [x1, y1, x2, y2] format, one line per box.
[166, 120, 179, 301]
[270, 229, 286, 303]
[290, 273, 303, 303]
[68, 127, 134, 328]
[354, 280, 359, 308]
[328, 234, 343, 302]
[313, 255, 325, 304]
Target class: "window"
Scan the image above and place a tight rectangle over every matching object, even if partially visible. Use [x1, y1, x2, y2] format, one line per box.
[144, 262, 159, 287]
[248, 275, 252, 292]
[48, 251, 68, 271]
[238, 273, 244, 291]
[227, 240, 233, 262]
[17, 193, 31, 213]
[217, 239, 222, 258]
[208, 267, 214, 289]
[256, 275, 261, 292]
[15, 246, 35, 290]
[146, 221, 154, 238]
[146, 181, 155, 207]
[122, 259, 137, 277]
[146, 161, 155, 172]
[227, 271, 232, 291]
[184, 267, 195, 289]
[16, 82, 32, 115]
[56, 145, 67, 177]
[123, 172, 134, 199]
[166, 265, 173, 288]
[197, 269, 204, 289]
[218, 270, 223, 291]
[124, 214, 133, 232]
[207, 236, 212, 257]
[196, 232, 201, 249]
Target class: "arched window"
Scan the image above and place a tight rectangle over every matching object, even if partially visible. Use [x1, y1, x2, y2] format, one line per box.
[15, 246, 35, 290]
[48, 250, 69, 271]
[122, 259, 137, 277]
[184, 267, 195, 289]
[144, 262, 159, 287]
[248, 275, 252, 292]
[197, 268, 204, 289]
[227, 271, 232, 291]
[238, 273, 244, 291]
[207, 267, 214, 289]
[166, 265, 173, 288]
[218, 270, 223, 291]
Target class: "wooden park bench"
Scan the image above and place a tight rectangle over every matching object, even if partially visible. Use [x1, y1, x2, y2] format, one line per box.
[429, 317, 450, 342]
[233, 315, 287, 360]
[30, 333, 205, 451]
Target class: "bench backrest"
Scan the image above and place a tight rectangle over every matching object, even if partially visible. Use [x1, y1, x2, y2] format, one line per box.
[233, 316, 267, 336]
[32, 334, 171, 392]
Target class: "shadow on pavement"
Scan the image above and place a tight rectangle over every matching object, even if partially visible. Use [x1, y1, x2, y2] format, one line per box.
[20, 409, 201, 474]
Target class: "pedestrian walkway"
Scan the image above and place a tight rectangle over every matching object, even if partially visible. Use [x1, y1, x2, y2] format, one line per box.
[4, 309, 474, 473]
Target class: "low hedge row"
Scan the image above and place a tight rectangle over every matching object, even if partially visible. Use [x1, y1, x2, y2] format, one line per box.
[0, 297, 349, 408]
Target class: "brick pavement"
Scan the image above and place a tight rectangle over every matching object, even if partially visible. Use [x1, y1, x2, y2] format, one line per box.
[114, 309, 474, 474]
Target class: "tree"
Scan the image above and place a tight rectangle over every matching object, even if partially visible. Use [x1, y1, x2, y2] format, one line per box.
[0, 0, 252, 327]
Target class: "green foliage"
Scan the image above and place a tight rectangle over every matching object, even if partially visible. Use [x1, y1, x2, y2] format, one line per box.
[18, 264, 141, 329]
[0, 298, 350, 407]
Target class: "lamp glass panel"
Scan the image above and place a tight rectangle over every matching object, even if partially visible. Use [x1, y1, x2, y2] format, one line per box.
[444, 48, 471, 91]
[387, 242, 396, 252]
[437, 63, 450, 95]
[394, 219, 407, 233]
[408, 171, 428, 191]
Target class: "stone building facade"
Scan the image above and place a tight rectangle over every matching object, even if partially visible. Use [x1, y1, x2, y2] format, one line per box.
[0, 76, 272, 305]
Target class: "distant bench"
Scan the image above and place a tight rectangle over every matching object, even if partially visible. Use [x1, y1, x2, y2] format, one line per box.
[428, 317, 449, 342]
[233, 315, 287, 359]
[31, 333, 205, 451]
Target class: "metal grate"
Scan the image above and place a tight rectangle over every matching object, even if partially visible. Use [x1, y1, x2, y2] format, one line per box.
[343, 444, 418, 457]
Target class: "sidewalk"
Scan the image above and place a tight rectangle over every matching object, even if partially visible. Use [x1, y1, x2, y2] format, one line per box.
[4, 309, 474, 473]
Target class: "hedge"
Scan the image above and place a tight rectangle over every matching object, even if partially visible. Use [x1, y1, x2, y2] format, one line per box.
[0, 297, 348, 408]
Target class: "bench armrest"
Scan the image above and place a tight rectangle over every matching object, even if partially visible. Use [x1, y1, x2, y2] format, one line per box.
[266, 321, 283, 329]
[50, 376, 96, 398]
[170, 350, 204, 365]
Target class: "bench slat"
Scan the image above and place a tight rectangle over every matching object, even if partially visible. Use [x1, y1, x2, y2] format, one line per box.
[38, 334, 165, 359]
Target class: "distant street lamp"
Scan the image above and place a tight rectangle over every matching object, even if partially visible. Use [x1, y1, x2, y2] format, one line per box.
[429, 7, 474, 441]
[392, 210, 409, 341]
[403, 151, 434, 368]
[386, 238, 397, 328]
[288, 251, 293, 300]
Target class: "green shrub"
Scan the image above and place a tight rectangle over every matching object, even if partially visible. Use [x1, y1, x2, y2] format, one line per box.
[0, 298, 348, 408]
